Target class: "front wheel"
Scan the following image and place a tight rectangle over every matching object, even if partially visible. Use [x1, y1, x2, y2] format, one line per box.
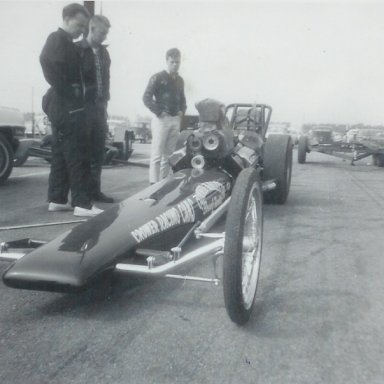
[373, 154, 384, 167]
[223, 168, 263, 325]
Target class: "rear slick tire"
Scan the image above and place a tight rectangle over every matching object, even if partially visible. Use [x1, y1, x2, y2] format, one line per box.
[263, 134, 293, 204]
[223, 168, 263, 325]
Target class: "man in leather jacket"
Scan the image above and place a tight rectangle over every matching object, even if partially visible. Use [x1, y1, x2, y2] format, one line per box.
[40, 3, 103, 217]
[143, 48, 187, 184]
[77, 15, 114, 203]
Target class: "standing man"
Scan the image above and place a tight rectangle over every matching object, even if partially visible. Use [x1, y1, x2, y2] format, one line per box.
[77, 15, 114, 203]
[143, 48, 187, 184]
[40, 3, 103, 217]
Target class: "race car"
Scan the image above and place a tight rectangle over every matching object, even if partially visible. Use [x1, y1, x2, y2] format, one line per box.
[298, 127, 335, 164]
[0, 100, 293, 325]
[298, 126, 384, 166]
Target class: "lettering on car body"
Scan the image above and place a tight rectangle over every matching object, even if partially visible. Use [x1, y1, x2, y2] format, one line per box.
[130, 181, 230, 243]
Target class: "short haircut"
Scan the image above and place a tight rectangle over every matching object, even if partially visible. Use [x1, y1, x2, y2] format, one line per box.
[166, 48, 181, 60]
[62, 3, 90, 20]
[90, 15, 111, 29]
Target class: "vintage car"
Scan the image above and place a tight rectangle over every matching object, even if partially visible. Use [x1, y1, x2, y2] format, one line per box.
[13, 117, 135, 166]
[298, 128, 335, 164]
[298, 126, 384, 166]
[299, 127, 350, 164]
[0, 100, 293, 325]
[354, 128, 384, 167]
[0, 106, 26, 184]
[131, 121, 152, 144]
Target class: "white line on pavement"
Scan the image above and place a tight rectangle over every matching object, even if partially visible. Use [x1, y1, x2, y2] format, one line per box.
[129, 158, 150, 163]
[11, 171, 50, 179]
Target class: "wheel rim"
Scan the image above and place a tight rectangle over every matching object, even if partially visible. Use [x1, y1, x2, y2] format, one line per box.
[0, 141, 10, 177]
[241, 184, 262, 309]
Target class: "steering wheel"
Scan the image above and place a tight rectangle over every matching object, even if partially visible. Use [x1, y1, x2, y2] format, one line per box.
[234, 116, 258, 130]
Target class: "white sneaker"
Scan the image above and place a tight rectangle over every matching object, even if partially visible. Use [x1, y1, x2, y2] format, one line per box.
[48, 202, 73, 212]
[73, 205, 104, 217]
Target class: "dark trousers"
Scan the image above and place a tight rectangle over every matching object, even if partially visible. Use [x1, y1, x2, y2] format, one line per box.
[48, 112, 93, 209]
[86, 103, 108, 198]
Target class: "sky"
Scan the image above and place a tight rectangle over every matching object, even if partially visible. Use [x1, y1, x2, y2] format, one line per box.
[1, 0, 384, 128]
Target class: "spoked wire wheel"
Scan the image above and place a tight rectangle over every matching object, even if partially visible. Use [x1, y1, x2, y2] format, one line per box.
[223, 168, 263, 325]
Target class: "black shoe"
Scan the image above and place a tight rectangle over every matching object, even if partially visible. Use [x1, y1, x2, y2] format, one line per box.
[93, 192, 114, 203]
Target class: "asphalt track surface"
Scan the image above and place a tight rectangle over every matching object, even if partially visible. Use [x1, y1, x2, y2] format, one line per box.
[1, 146, 384, 384]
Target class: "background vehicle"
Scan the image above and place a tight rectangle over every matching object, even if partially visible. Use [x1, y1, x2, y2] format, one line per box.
[298, 127, 338, 163]
[13, 117, 135, 166]
[355, 128, 384, 167]
[181, 114, 199, 131]
[24, 113, 51, 138]
[266, 122, 289, 137]
[288, 128, 299, 145]
[0, 106, 26, 184]
[131, 121, 151, 143]
[105, 119, 135, 164]
[298, 125, 384, 166]
[266, 122, 298, 145]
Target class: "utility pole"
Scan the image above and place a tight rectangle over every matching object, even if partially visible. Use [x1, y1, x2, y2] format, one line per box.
[84, 1, 95, 15]
[31, 87, 35, 138]
[83, 1, 95, 36]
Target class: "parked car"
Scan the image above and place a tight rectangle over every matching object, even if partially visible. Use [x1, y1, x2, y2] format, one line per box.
[24, 114, 51, 138]
[105, 119, 135, 163]
[13, 117, 135, 167]
[181, 115, 199, 131]
[287, 129, 299, 145]
[265, 124, 289, 137]
[131, 121, 151, 143]
[0, 106, 26, 184]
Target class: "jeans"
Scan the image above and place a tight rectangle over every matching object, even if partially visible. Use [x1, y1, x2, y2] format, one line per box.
[48, 111, 93, 209]
[149, 114, 181, 183]
[85, 103, 108, 197]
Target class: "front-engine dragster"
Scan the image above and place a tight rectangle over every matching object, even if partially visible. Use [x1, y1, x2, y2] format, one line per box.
[0, 99, 293, 325]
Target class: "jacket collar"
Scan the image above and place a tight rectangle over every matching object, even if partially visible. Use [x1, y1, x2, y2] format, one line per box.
[78, 38, 109, 49]
[58, 28, 73, 42]
[78, 38, 92, 49]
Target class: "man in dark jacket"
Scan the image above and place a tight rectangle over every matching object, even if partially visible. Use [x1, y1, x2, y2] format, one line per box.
[143, 48, 187, 184]
[77, 15, 114, 203]
[40, 3, 103, 217]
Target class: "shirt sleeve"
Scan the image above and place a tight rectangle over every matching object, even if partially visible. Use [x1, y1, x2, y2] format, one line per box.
[143, 74, 162, 116]
[104, 48, 111, 101]
[39, 33, 74, 100]
[179, 78, 187, 114]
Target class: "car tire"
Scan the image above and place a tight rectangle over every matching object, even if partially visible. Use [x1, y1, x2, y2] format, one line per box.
[263, 134, 293, 204]
[298, 135, 308, 164]
[0, 133, 14, 184]
[375, 154, 384, 167]
[13, 152, 29, 167]
[223, 168, 263, 325]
